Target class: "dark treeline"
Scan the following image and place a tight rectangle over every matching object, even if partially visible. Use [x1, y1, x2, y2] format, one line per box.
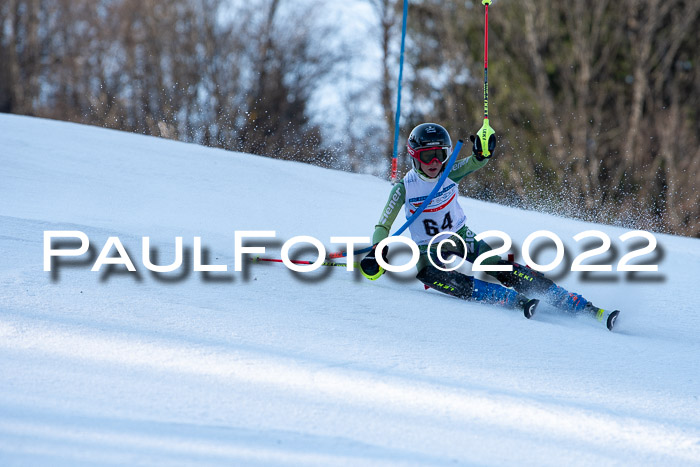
[401, 0, 699, 237]
[0, 0, 342, 164]
[1, 0, 698, 237]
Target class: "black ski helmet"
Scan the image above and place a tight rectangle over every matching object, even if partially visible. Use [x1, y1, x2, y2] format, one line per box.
[407, 123, 452, 175]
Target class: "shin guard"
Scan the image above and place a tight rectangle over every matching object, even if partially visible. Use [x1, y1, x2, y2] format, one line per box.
[416, 265, 473, 300]
[493, 261, 554, 294]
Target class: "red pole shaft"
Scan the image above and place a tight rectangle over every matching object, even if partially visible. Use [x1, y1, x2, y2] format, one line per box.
[484, 4, 489, 120]
[255, 257, 313, 265]
[484, 5, 488, 69]
[253, 257, 352, 268]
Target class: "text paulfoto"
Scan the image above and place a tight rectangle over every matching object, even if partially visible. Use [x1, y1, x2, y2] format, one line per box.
[43, 229, 659, 275]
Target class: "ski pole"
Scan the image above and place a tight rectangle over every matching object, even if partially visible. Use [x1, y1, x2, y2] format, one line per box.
[390, 0, 409, 183]
[477, 0, 495, 157]
[252, 256, 357, 269]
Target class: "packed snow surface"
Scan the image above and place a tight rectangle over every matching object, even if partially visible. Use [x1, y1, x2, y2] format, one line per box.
[1, 114, 699, 465]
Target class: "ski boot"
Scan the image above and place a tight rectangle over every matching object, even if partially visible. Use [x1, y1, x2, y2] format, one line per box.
[472, 279, 539, 319]
[516, 294, 539, 319]
[584, 303, 620, 331]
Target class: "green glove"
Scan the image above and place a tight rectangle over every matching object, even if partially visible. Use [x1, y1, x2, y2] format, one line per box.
[470, 131, 497, 161]
[360, 245, 389, 280]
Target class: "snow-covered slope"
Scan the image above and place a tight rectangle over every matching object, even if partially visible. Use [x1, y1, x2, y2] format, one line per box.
[1, 114, 699, 466]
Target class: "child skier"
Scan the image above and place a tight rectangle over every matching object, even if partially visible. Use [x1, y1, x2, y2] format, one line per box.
[359, 123, 619, 330]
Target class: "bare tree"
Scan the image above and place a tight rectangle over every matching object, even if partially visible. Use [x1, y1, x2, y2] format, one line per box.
[0, 0, 41, 114]
[367, 0, 403, 167]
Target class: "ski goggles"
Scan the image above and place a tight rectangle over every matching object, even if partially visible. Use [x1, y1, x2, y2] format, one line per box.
[407, 146, 451, 165]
